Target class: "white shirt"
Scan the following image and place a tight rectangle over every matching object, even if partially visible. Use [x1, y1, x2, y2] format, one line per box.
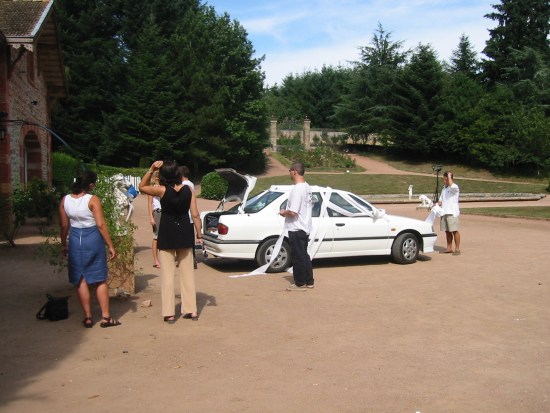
[285, 182, 313, 234]
[440, 183, 460, 216]
[64, 194, 96, 228]
[152, 196, 161, 211]
[182, 179, 195, 191]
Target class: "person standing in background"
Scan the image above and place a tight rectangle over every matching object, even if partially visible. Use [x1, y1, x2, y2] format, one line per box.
[179, 165, 198, 269]
[279, 161, 314, 291]
[139, 160, 202, 323]
[438, 171, 461, 255]
[147, 171, 161, 268]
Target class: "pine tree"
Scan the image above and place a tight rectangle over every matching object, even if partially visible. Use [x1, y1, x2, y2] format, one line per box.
[482, 0, 550, 85]
[389, 44, 444, 156]
[449, 34, 481, 78]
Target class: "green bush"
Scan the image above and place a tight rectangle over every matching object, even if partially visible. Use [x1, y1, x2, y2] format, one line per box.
[26, 179, 59, 223]
[52, 152, 81, 193]
[199, 172, 228, 200]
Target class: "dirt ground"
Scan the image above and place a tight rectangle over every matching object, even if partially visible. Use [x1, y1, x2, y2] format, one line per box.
[1, 155, 549, 413]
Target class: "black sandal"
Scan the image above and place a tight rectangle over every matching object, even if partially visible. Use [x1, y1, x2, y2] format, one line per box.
[82, 317, 93, 328]
[100, 316, 121, 328]
[183, 313, 199, 321]
[163, 316, 176, 324]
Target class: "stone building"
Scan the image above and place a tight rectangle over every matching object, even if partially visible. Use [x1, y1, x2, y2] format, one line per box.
[0, 0, 66, 230]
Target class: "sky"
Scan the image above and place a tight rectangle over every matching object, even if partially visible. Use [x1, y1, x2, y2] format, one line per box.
[204, 0, 497, 86]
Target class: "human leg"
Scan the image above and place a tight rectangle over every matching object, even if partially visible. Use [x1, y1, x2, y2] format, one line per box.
[453, 231, 461, 252]
[96, 281, 110, 319]
[445, 231, 453, 251]
[289, 230, 308, 286]
[152, 239, 160, 267]
[158, 249, 177, 317]
[76, 277, 92, 318]
[95, 281, 121, 327]
[176, 248, 197, 316]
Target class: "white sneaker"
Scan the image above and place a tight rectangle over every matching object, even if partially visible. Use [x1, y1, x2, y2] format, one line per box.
[286, 284, 307, 291]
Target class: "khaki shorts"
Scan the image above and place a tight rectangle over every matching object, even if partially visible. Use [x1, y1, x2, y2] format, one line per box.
[152, 210, 161, 239]
[441, 214, 459, 232]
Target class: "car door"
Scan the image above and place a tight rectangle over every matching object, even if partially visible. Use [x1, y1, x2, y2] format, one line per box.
[327, 192, 390, 255]
[279, 192, 333, 255]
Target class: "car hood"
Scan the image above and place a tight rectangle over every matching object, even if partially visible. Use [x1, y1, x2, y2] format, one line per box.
[215, 168, 257, 213]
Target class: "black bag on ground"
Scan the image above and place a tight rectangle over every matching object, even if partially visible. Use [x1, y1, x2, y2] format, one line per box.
[36, 294, 69, 321]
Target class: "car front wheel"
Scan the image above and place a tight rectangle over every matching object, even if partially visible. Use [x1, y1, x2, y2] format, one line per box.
[391, 233, 419, 264]
[255, 238, 292, 273]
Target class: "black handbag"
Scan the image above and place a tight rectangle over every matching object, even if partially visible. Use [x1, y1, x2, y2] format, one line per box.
[36, 294, 69, 321]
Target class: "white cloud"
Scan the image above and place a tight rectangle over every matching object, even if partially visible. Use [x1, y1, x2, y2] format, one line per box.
[207, 0, 497, 86]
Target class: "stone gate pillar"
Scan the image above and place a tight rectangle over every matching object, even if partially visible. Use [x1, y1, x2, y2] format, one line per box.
[270, 116, 277, 150]
[303, 117, 311, 149]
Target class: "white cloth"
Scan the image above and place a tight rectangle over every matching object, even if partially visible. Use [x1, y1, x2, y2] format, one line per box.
[440, 183, 460, 216]
[152, 196, 161, 211]
[63, 194, 96, 228]
[285, 182, 312, 234]
[425, 204, 443, 226]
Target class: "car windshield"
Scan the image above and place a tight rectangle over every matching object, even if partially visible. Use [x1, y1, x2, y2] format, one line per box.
[228, 191, 283, 213]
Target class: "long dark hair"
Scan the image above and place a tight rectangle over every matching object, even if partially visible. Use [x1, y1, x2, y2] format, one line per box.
[159, 160, 181, 187]
[71, 170, 97, 194]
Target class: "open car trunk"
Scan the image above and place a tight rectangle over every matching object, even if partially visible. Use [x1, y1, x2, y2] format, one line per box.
[203, 169, 257, 235]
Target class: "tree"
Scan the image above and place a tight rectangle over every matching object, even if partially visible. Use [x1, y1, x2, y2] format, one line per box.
[99, 19, 180, 166]
[336, 23, 409, 142]
[52, 0, 126, 160]
[482, 0, 550, 85]
[388, 44, 445, 156]
[448, 34, 480, 78]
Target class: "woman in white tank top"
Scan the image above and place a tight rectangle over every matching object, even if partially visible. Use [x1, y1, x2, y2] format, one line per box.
[59, 170, 120, 328]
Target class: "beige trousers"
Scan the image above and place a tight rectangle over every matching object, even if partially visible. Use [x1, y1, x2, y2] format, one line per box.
[158, 248, 197, 317]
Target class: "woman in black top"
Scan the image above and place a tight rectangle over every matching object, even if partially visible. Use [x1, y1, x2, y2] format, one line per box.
[139, 160, 202, 323]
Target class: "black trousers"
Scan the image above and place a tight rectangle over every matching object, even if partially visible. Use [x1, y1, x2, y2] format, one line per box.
[289, 230, 314, 286]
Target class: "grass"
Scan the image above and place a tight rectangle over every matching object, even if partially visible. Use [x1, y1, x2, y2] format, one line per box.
[255, 173, 547, 195]
[364, 153, 548, 184]
[257, 152, 550, 220]
[461, 207, 550, 220]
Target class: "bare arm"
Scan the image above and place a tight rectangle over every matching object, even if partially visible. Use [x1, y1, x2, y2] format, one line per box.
[190, 190, 202, 241]
[139, 161, 165, 197]
[89, 195, 116, 260]
[59, 196, 70, 256]
[148, 195, 155, 226]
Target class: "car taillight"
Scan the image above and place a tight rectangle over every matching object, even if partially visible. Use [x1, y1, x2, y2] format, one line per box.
[218, 223, 229, 235]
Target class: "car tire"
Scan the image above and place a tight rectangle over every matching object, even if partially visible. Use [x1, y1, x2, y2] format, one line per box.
[256, 238, 292, 273]
[391, 232, 419, 264]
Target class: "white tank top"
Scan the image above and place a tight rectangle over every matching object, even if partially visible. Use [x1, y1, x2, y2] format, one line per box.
[64, 194, 96, 228]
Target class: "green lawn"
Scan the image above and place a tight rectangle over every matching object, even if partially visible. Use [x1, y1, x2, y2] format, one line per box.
[461, 207, 550, 220]
[256, 153, 549, 220]
[255, 174, 547, 195]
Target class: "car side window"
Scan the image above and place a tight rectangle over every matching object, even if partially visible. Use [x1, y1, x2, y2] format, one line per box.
[328, 193, 360, 217]
[349, 194, 373, 212]
[280, 192, 321, 217]
[239, 191, 283, 213]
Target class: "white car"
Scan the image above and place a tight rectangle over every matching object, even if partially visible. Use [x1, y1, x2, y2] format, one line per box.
[201, 169, 437, 272]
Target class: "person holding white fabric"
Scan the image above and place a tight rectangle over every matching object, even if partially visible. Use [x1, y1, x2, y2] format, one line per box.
[279, 161, 314, 291]
[438, 171, 461, 255]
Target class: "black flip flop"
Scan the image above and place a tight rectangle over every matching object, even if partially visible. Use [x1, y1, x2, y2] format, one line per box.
[100, 316, 121, 328]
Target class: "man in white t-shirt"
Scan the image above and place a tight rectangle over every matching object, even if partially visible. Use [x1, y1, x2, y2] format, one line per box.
[438, 171, 461, 255]
[279, 161, 314, 291]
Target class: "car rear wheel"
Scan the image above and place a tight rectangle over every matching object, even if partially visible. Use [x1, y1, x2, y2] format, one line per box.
[391, 233, 419, 264]
[256, 238, 292, 273]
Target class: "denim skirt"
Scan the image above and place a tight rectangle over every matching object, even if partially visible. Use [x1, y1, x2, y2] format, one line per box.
[68, 226, 108, 286]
